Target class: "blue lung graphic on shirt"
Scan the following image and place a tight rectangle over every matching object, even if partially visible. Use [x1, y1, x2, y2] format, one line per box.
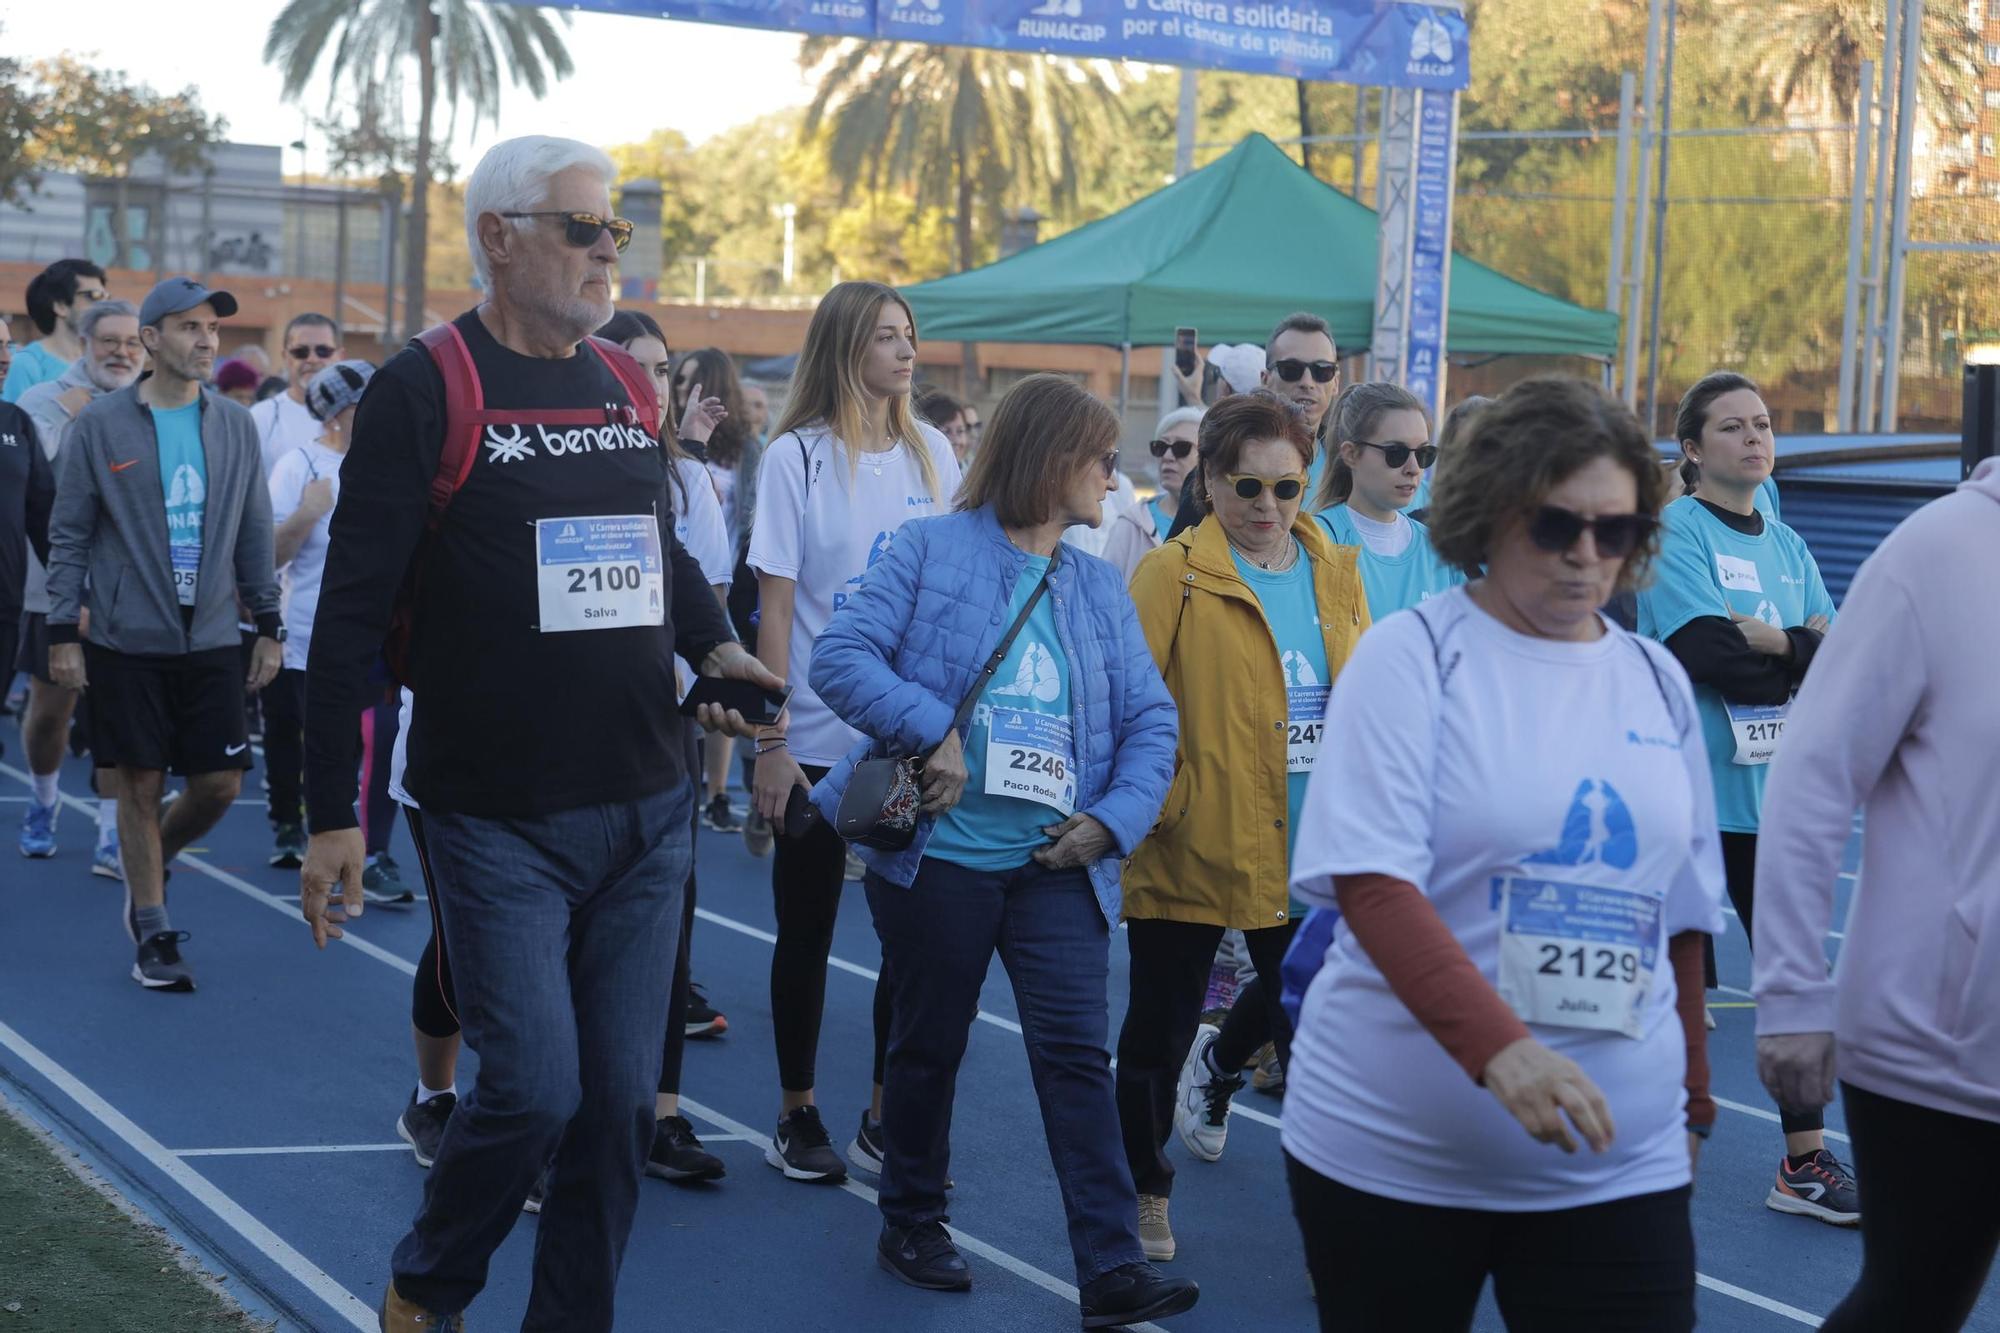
[1524, 779, 1638, 871]
[1281, 649, 1321, 688]
[833, 529, 897, 611]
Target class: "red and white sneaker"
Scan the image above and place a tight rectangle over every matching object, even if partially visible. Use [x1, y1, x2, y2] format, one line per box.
[1766, 1148, 1860, 1225]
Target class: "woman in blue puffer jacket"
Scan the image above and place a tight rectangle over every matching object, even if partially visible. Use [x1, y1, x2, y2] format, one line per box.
[808, 373, 1193, 1330]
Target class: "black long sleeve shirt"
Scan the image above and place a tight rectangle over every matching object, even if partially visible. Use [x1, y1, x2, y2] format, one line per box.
[0, 404, 52, 619]
[1659, 500, 1822, 704]
[303, 311, 734, 831]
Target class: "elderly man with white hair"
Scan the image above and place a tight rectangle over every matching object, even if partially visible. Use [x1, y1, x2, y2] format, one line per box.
[298, 135, 778, 1333]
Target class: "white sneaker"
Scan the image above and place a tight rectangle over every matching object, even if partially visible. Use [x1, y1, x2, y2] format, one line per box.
[1173, 1024, 1242, 1163]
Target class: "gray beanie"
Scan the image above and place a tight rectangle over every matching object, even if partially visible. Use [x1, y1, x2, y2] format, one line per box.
[305, 359, 376, 423]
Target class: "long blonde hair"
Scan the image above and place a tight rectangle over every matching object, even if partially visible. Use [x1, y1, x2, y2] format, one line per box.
[771, 280, 944, 501]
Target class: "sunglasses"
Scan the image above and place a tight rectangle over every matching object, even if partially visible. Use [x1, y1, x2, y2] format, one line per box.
[77, 288, 109, 304]
[287, 344, 337, 360]
[1149, 437, 1193, 460]
[1098, 450, 1121, 479]
[1269, 358, 1339, 384]
[500, 210, 635, 253]
[1354, 440, 1439, 469]
[1526, 505, 1659, 559]
[1224, 472, 1306, 501]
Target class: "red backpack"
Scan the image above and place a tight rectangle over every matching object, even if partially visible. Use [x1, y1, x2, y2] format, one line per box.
[382, 322, 663, 683]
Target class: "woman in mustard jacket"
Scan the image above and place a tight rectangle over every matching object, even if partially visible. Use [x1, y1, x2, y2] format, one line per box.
[1115, 389, 1368, 1264]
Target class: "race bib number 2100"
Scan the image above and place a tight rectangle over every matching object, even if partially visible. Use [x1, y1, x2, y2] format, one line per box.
[535, 515, 665, 634]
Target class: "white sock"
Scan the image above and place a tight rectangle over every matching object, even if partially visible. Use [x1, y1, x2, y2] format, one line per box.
[98, 800, 118, 844]
[416, 1080, 455, 1104]
[30, 771, 58, 806]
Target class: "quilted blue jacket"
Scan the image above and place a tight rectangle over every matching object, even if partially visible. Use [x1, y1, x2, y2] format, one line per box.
[808, 505, 1179, 924]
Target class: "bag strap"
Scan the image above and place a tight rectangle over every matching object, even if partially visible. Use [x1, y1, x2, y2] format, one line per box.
[416, 322, 483, 524]
[948, 554, 1056, 736]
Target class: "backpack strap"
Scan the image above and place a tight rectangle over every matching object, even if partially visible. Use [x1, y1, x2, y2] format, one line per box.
[580, 335, 660, 438]
[416, 323, 486, 524]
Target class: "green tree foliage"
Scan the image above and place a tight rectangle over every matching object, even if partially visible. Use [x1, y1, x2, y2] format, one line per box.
[5, 53, 223, 189]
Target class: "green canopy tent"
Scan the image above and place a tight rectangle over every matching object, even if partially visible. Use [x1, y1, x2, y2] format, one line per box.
[902, 133, 1618, 383]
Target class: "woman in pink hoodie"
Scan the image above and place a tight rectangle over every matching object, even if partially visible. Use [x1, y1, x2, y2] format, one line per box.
[1753, 456, 2000, 1331]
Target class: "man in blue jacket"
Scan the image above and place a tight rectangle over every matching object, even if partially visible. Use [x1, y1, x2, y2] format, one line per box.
[45, 277, 284, 993]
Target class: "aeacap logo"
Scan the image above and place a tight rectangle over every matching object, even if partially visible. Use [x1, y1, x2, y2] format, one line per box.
[892, 0, 945, 23]
[1406, 10, 1456, 77]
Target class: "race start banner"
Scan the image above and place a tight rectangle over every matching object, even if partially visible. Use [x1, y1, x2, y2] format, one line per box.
[554, 0, 1468, 89]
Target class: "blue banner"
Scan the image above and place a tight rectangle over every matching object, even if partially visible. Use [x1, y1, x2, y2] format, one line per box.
[552, 0, 1469, 89]
[1403, 87, 1455, 411]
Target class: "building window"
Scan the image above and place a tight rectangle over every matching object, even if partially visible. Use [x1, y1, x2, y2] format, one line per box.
[1986, 134, 1998, 157]
[1988, 0, 2000, 19]
[1987, 89, 2000, 109]
[1988, 42, 2000, 64]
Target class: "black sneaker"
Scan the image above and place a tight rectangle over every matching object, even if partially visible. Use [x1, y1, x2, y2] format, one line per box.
[132, 931, 195, 992]
[702, 793, 742, 833]
[1078, 1262, 1200, 1329]
[764, 1105, 847, 1183]
[523, 1164, 550, 1214]
[396, 1090, 455, 1169]
[269, 822, 307, 869]
[877, 1220, 972, 1291]
[684, 982, 728, 1040]
[362, 854, 416, 906]
[849, 1110, 885, 1175]
[647, 1115, 726, 1183]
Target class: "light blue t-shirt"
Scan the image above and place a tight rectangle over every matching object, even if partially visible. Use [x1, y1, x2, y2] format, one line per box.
[1229, 548, 1328, 865]
[1756, 475, 1780, 522]
[1148, 497, 1175, 542]
[154, 401, 207, 607]
[1315, 505, 1464, 620]
[1636, 495, 1834, 834]
[2, 341, 71, 402]
[927, 555, 1076, 871]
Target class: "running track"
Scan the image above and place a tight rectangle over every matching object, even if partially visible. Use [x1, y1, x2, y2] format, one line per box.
[2, 746, 1995, 1332]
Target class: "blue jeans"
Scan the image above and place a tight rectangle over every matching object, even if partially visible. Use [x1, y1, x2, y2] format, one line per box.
[394, 784, 692, 1330]
[866, 857, 1146, 1285]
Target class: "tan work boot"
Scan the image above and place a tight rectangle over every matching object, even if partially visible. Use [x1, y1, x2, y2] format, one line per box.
[1137, 1192, 1176, 1262]
[379, 1281, 463, 1331]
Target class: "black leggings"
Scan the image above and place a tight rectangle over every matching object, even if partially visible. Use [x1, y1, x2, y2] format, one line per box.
[1822, 1082, 2000, 1332]
[770, 764, 891, 1092]
[1285, 1152, 1695, 1332]
[406, 808, 459, 1041]
[1703, 830, 1823, 1136]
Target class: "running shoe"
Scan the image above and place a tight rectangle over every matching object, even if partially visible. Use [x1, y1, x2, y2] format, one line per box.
[380, 1282, 462, 1333]
[743, 809, 774, 859]
[396, 1090, 455, 1169]
[844, 848, 866, 882]
[1767, 1148, 1861, 1225]
[269, 822, 307, 869]
[684, 982, 728, 1039]
[849, 1110, 885, 1175]
[132, 931, 194, 992]
[765, 1105, 847, 1183]
[362, 854, 416, 906]
[702, 793, 742, 833]
[1080, 1262, 1199, 1329]
[19, 799, 58, 858]
[1137, 1193, 1175, 1263]
[877, 1220, 972, 1291]
[1174, 1024, 1243, 1162]
[1250, 1042, 1284, 1097]
[92, 840, 124, 882]
[1705, 1005, 1717, 1030]
[647, 1115, 726, 1183]
[523, 1164, 550, 1214]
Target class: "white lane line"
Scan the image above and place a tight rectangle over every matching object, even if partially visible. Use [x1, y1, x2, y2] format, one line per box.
[0, 1018, 376, 1332]
[677, 1095, 1166, 1333]
[175, 1143, 411, 1158]
[1711, 1097, 1850, 1145]
[1722, 906, 1845, 941]
[1696, 1274, 1822, 1326]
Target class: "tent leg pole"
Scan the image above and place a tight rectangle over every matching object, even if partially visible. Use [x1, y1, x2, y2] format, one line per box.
[1119, 343, 1131, 419]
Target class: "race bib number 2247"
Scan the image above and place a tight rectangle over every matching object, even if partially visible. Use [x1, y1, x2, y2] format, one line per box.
[534, 515, 666, 634]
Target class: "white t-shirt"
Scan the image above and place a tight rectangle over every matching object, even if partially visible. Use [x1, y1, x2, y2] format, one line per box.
[1062, 473, 1142, 557]
[748, 423, 961, 768]
[1346, 508, 1413, 558]
[251, 393, 320, 477]
[1282, 588, 1725, 1210]
[671, 454, 734, 696]
[268, 441, 346, 672]
[706, 458, 739, 545]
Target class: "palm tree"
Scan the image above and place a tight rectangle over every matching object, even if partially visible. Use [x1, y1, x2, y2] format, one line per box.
[264, 0, 573, 338]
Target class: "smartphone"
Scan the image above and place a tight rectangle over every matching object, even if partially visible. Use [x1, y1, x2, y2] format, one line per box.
[1174, 326, 1198, 377]
[679, 678, 793, 727]
[783, 783, 821, 839]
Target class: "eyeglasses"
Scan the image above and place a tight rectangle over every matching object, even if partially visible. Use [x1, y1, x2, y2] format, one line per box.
[1098, 451, 1121, 479]
[500, 211, 635, 253]
[1354, 440, 1439, 469]
[1269, 358, 1339, 384]
[77, 288, 109, 304]
[1149, 437, 1193, 460]
[1526, 505, 1659, 559]
[1224, 472, 1306, 501]
[93, 334, 144, 356]
[287, 344, 337, 360]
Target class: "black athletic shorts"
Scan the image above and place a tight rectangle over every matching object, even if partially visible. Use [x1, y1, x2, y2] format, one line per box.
[83, 643, 252, 776]
[1, 613, 20, 700]
[15, 610, 49, 682]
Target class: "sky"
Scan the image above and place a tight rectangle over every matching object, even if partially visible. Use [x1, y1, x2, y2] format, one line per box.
[3, 3, 817, 179]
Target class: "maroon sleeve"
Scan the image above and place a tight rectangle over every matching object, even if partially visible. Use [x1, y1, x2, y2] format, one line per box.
[1670, 931, 1716, 1130]
[1334, 873, 1532, 1084]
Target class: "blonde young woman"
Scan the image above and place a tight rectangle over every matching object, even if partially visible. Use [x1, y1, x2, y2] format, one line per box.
[746, 281, 962, 1182]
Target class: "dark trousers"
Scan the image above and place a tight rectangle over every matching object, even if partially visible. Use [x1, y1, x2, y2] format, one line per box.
[1822, 1082, 2000, 1332]
[770, 764, 889, 1092]
[1115, 917, 1296, 1197]
[868, 857, 1146, 1284]
[392, 785, 691, 1330]
[1285, 1152, 1696, 1332]
[659, 723, 704, 1098]
[262, 668, 304, 827]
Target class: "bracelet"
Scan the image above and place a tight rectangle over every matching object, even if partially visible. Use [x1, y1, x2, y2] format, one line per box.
[754, 738, 789, 756]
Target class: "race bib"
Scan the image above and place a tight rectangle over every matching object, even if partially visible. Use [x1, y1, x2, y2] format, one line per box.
[1724, 699, 1788, 766]
[170, 543, 199, 606]
[1495, 875, 1661, 1039]
[534, 515, 665, 634]
[1287, 684, 1329, 774]
[984, 709, 1077, 816]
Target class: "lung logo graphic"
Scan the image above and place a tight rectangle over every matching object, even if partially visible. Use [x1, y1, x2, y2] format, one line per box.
[1411, 13, 1454, 64]
[1525, 779, 1638, 871]
[1750, 599, 1782, 627]
[166, 463, 205, 509]
[1281, 650, 1320, 688]
[992, 642, 1062, 704]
